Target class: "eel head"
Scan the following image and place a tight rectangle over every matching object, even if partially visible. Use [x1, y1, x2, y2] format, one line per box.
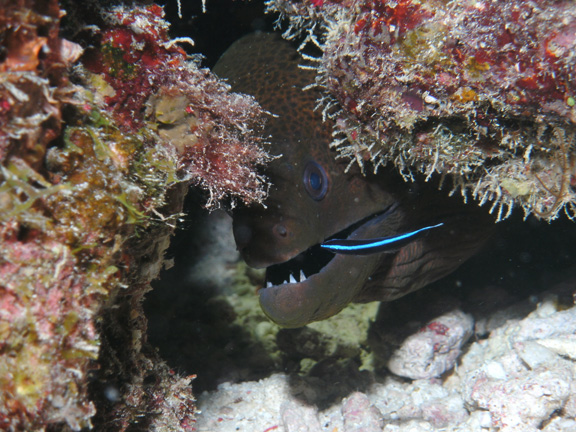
[214, 33, 493, 327]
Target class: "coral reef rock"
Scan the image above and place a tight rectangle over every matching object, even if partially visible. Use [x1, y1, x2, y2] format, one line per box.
[387, 309, 474, 380]
[0, 1, 270, 430]
[266, 0, 576, 221]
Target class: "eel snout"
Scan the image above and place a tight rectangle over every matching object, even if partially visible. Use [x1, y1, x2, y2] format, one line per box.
[232, 208, 313, 269]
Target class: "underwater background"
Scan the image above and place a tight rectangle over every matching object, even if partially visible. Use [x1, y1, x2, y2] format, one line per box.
[1, 0, 575, 430]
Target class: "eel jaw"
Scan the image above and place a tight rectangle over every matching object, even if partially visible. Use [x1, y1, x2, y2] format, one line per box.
[259, 205, 397, 327]
[259, 246, 383, 327]
[264, 203, 397, 288]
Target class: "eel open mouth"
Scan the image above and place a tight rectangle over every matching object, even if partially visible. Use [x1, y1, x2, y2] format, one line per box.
[265, 243, 333, 287]
[264, 204, 397, 288]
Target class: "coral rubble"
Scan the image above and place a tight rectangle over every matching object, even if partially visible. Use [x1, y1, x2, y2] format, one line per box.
[196, 289, 576, 432]
[266, 0, 576, 220]
[0, 1, 270, 430]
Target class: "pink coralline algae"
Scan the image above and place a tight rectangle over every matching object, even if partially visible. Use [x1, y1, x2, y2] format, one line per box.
[266, 0, 576, 220]
[0, 1, 101, 429]
[0, 222, 98, 430]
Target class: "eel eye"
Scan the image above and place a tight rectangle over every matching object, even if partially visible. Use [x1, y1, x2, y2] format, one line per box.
[303, 160, 329, 201]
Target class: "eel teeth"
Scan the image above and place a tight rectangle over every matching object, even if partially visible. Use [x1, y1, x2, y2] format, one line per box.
[265, 271, 307, 288]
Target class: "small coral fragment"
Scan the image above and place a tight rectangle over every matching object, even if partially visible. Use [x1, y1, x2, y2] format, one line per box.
[342, 392, 384, 432]
[387, 310, 474, 380]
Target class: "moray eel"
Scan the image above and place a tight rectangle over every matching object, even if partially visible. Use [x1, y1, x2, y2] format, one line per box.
[213, 33, 494, 328]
